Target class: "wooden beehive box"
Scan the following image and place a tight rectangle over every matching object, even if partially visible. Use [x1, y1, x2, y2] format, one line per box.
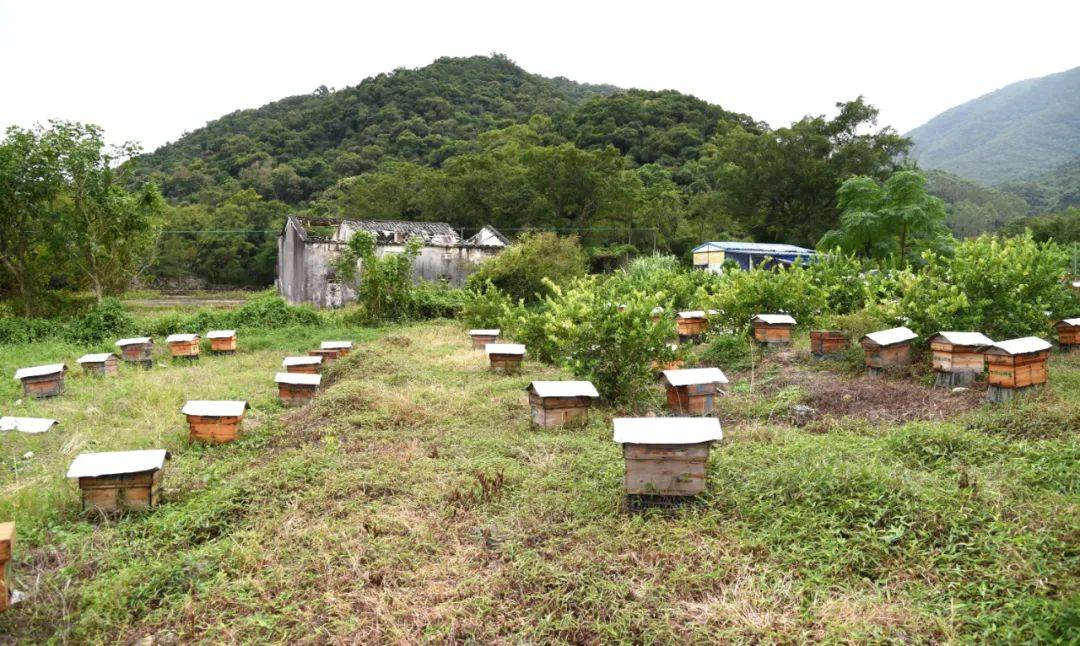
[282, 355, 323, 374]
[77, 352, 119, 376]
[66, 449, 169, 514]
[275, 372, 321, 406]
[166, 333, 201, 360]
[660, 368, 729, 415]
[0, 416, 58, 434]
[984, 337, 1052, 402]
[676, 311, 708, 342]
[486, 343, 526, 374]
[650, 343, 683, 373]
[928, 331, 993, 387]
[810, 330, 848, 357]
[860, 327, 918, 376]
[614, 417, 722, 498]
[13, 363, 66, 399]
[115, 337, 154, 368]
[207, 329, 237, 354]
[0, 521, 12, 612]
[181, 400, 250, 444]
[321, 341, 352, 357]
[526, 381, 599, 427]
[308, 348, 339, 363]
[468, 329, 500, 350]
[751, 314, 796, 346]
[1054, 318, 1079, 351]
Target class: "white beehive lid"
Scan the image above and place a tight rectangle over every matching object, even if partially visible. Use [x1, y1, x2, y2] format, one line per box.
[13, 363, 66, 380]
[320, 341, 353, 350]
[165, 333, 200, 343]
[987, 337, 1052, 355]
[0, 417, 58, 434]
[677, 310, 706, 319]
[752, 313, 797, 325]
[206, 330, 236, 339]
[613, 417, 723, 445]
[1057, 318, 1080, 327]
[274, 372, 322, 386]
[67, 449, 169, 478]
[862, 327, 918, 347]
[469, 329, 500, 336]
[661, 367, 729, 387]
[181, 400, 249, 417]
[930, 331, 994, 347]
[486, 343, 526, 355]
[76, 353, 116, 364]
[282, 356, 323, 367]
[650, 306, 665, 315]
[115, 337, 152, 346]
[526, 381, 599, 398]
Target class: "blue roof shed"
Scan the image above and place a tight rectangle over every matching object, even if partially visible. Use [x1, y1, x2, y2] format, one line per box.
[691, 241, 815, 271]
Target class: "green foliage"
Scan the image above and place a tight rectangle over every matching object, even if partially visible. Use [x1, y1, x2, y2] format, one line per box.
[699, 333, 755, 372]
[897, 233, 1077, 339]
[334, 230, 423, 323]
[1002, 157, 1080, 214]
[460, 280, 513, 329]
[1003, 207, 1080, 245]
[818, 170, 952, 264]
[467, 232, 587, 303]
[63, 298, 136, 344]
[924, 169, 1029, 236]
[705, 264, 827, 333]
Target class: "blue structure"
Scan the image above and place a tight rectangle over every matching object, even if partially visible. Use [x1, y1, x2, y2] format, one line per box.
[691, 241, 815, 272]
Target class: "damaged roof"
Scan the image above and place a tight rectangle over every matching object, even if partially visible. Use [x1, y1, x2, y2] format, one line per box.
[285, 215, 507, 248]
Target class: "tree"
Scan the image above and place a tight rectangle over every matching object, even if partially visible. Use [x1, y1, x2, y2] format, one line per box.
[334, 230, 421, 322]
[46, 122, 165, 302]
[818, 170, 951, 265]
[0, 126, 62, 314]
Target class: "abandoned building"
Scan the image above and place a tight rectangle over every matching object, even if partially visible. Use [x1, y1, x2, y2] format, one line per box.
[278, 216, 509, 308]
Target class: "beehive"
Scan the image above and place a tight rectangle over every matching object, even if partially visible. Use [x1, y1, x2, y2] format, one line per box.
[650, 306, 665, 325]
[614, 417, 722, 498]
[468, 329, 500, 349]
[1054, 318, 1079, 351]
[13, 363, 66, 399]
[650, 343, 683, 373]
[928, 331, 993, 387]
[76, 352, 119, 376]
[115, 337, 153, 368]
[660, 368, 729, 415]
[206, 329, 237, 354]
[525, 381, 599, 427]
[676, 311, 708, 343]
[275, 372, 321, 406]
[486, 343, 526, 374]
[308, 348, 339, 363]
[181, 400, 250, 444]
[984, 337, 1052, 402]
[66, 449, 169, 513]
[860, 327, 918, 376]
[751, 314, 796, 346]
[0, 521, 13, 612]
[0, 417, 57, 434]
[810, 330, 848, 357]
[166, 333, 201, 360]
[321, 341, 352, 357]
[282, 355, 323, 374]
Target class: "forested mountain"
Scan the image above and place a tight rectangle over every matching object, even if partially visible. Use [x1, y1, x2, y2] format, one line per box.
[129, 55, 909, 287]
[923, 169, 1029, 237]
[1000, 157, 1080, 214]
[907, 66, 1080, 185]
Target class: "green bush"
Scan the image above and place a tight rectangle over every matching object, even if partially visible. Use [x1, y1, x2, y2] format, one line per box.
[410, 281, 466, 320]
[706, 264, 827, 333]
[460, 280, 514, 329]
[466, 232, 587, 303]
[700, 333, 756, 372]
[63, 298, 137, 344]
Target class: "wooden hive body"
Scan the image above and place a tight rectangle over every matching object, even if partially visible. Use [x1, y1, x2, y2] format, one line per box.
[665, 383, 720, 415]
[528, 392, 592, 427]
[186, 414, 244, 443]
[810, 330, 848, 356]
[0, 522, 12, 612]
[118, 341, 154, 368]
[470, 334, 498, 349]
[210, 337, 237, 353]
[78, 469, 163, 513]
[623, 443, 710, 496]
[488, 353, 523, 373]
[1055, 321, 1079, 349]
[309, 348, 339, 363]
[168, 338, 200, 359]
[986, 350, 1049, 390]
[81, 356, 119, 376]
[752, 321, 793, 345]
[278, 382, 318, 406]
[19, 372, 65, 398]
[286, 364, 319, 374]
[676, 315, 708, 342]
[861, 340, 912, 373]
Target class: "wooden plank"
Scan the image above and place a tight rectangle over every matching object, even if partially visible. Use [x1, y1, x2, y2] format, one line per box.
[623, 442, 710, 496]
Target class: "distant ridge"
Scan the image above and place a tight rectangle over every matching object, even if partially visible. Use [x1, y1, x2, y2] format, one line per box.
[907, 66, 1080, 185]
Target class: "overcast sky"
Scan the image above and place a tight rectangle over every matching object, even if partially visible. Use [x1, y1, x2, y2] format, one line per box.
[1, 0, 1076, 152]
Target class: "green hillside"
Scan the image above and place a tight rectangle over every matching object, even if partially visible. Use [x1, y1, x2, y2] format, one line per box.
[1001, 156, 1080, 214]
[907, 66, 1080, 185]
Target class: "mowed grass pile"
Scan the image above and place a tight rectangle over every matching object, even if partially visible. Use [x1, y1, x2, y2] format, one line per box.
[2, 321, 1079, 642]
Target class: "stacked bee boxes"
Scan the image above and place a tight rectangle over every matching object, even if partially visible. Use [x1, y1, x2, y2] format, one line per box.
[928, 332, 993, 387]
[660, 368, 728, 415]
[181, 400, 250, 444]
[984, 337, 1052, 402]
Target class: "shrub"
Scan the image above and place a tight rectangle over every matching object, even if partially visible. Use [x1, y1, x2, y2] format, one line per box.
[700, 333, 756, 372]
[706, 264, 828, 333]
[63, 298, 137, 344]
[334, 231, 422, 323]
[0, 316, 64, 345]
[466, 232, 587, 303]
[410, 281, 466, 320]
[460, 280, 514, 329]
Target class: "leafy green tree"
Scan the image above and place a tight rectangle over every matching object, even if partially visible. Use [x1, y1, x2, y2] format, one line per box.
[467, 232, 587, 303]
[334, 230, 422, 322]
[819, 170, 951, 264]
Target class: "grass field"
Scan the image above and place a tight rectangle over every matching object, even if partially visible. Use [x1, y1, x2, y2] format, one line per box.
[1, 319, 1078, 643]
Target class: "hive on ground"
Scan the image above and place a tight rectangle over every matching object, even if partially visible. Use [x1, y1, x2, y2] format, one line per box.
[525, 380, 599, 427]
[613, 417, 723, 498]
[66, 449, 170, 514]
